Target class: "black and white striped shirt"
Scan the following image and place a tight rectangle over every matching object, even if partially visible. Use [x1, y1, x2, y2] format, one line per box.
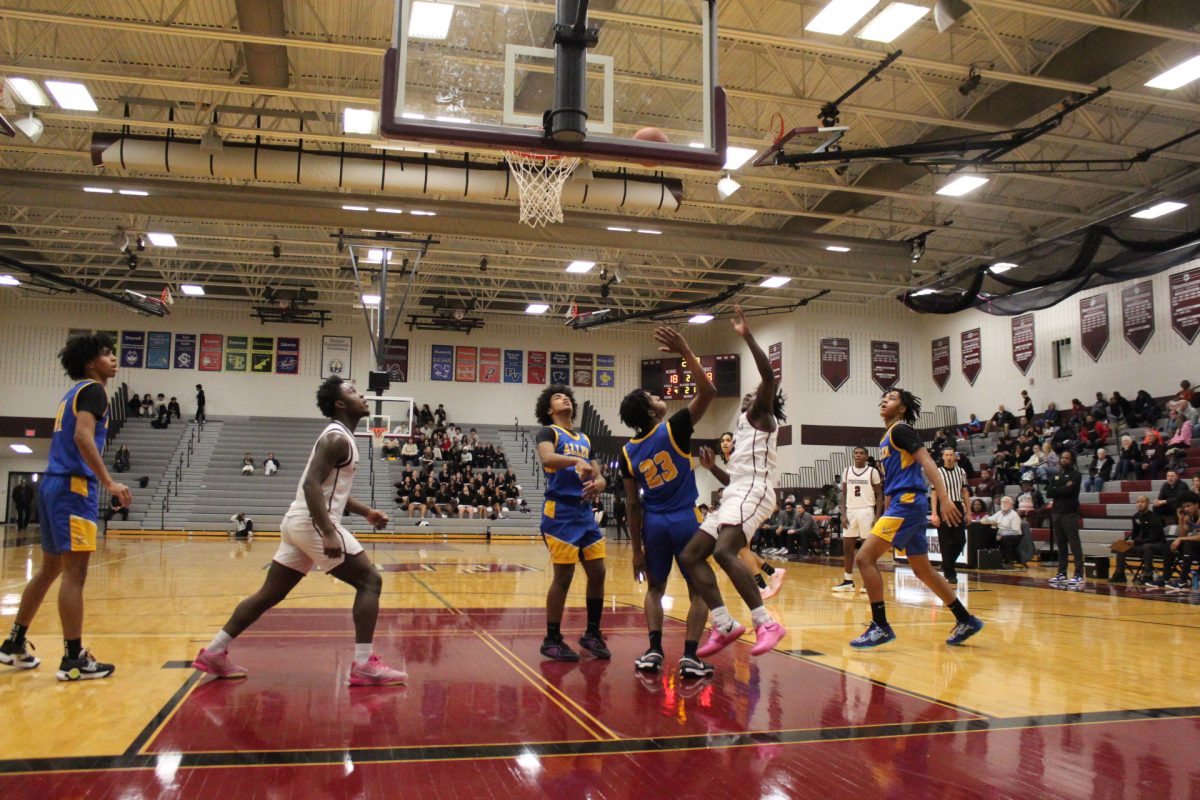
[937, 465, 968, 507]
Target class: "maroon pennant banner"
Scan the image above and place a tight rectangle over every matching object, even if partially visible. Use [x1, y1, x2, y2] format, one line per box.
[1011, 314, 1035, 375]
[1079, 294, 1109, 362]
[870, 340, 899, 391]
[961, 328, 982, 386]
[932, 336, 950, 390]
[768, 342, 783, 382]
[819, 337, 849, 391]
[1121, 281, 1155, 353]
[1170, 266, 1200, 345]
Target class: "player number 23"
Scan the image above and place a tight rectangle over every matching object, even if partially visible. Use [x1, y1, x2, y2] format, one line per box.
[638, 452, 678, 488]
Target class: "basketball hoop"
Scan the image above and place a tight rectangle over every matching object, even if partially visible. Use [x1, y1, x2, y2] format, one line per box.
[504, 150, 580, 227]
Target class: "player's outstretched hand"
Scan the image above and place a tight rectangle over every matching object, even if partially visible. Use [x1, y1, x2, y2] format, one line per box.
[698, 446, 717, 470]
[367, 509, 390, 530]
[731, 304, 750, 337]
[107, 481, 132, 508]
[321, 532, 344, 559]
[653, 325, 688, 355]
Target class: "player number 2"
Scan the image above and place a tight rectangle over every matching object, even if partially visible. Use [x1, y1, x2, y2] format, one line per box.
[854, 486, 862, 497]
[638, 451, 678, 488]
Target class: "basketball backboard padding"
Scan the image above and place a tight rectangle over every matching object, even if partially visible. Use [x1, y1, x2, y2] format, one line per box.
[753, 126, 850, 168]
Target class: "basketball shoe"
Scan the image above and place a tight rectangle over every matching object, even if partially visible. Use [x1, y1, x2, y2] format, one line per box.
[349, 654, 408, 686]
[57, 649, 114, 681]
[192, 648, 248, 679]
[0, 639, 39, 669]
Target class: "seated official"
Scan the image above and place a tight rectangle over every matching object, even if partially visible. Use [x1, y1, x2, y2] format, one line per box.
[979, 496, 1026, 567]
[1111, 496, 1167, 584]
[1162, 493, 1200, 590]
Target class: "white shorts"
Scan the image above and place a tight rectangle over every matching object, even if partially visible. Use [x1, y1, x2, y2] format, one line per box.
[274, 513, 363, 575]
[701, 481, 777, 541]
[844, 507, 876, 539]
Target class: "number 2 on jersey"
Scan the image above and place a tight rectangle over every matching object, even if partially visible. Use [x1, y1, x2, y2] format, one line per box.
[638, 451, 678, 489]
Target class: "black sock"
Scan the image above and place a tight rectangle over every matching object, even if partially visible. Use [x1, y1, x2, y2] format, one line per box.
[648, 630, 663, 653]
[947, 598, 972, 624]
[6, 622, 27, 646]
[65, 638, 82, 660]
[761, 563, 776, 576]
[684, 639, 698, 658]
[586, 597, 603, 635]
[870, 601, 889, 629]
[754, 573, 767, 589]
[546, 622, 561, 641]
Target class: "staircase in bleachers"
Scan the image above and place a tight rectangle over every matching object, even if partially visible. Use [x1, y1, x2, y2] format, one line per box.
[100, 416, 193, 529]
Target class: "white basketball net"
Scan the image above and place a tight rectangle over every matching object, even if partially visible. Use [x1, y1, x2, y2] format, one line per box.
[504, 151, 580, 227]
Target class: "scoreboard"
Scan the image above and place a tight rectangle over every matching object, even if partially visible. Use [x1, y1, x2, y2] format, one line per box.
[641, 354, 740, 399]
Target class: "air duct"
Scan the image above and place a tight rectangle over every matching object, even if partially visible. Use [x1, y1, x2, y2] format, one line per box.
[89, 133, 683, 214]
[234, 0, 289, 89]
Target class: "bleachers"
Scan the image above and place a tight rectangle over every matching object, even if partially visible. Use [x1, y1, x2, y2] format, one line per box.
[99, 416, 193, 527]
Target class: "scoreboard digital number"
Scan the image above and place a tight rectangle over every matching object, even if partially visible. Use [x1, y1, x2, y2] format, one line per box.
[641, 354, 740, 399]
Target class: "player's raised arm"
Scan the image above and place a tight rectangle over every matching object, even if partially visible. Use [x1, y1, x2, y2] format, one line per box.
[731, 305, 777, 431]
[654, 325, 716, 425]
[698, 445, 730, 487]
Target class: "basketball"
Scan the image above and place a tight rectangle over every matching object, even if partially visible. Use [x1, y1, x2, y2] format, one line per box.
[632, 126, 670, 143]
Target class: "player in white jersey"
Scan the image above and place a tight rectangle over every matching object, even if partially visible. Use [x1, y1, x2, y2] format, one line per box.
[833, 447, 883, 592]
[679, 306, 788, 658]
[193, 377, 406, 686]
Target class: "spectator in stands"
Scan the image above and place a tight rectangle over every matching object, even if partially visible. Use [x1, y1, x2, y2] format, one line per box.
[398, 439, 418, 467]
[240, 453, 254, 475]
[990, 447, 1018, 487]
[106, 494, 129, 522]
[1068, 398, 1086, 419]
[755, 508, 781, 554]
[976, 467, 1003, 506]
[1110, 496, 1167, 584]
[141, 393, 154, 417]
[434, 404, 446, 424]
[1046, 450, 1084, 586]
[985, 404, 1017, 436]
[151, 394, 171, 429]
[769, 502, 798, 555]
[1166, 417, 1193, 456]
[263, 453, 280, 477]
[1082, 415, 1111, 449]
[393, 475, 420, 518]
[980, 495, 1025, 568]
[1162, 492, 1200, 590]
[1091, 392, 1109, 421]
[417, 404, 433, 425]
[1016, 480, 1047, 527]
[1021, 390, 1034, 422]
[1108, 392, 1133, 430]
[968, 498, 990, 523]
[1166, 380, 1193, 415]
[127, 392, 142, 417]
[1153, 468, 1187, 521]
[1115, 435, 1143, 481]
[195, 384, 206, 423]
[494, 446, 508, 469]
[457, 481, 480, 519]
[420, 477, 439, 518]
[1140, 439, 1168, 480]
[113, 444, 131, 473]
[1019, 439, 1042, 483]
[230, 512, 253, 539]
[167, 396, 182, 421]
[1037, 402, 1060, 427]
[381, 438, 400, 460]
[932, 429, 956, 457]
[1035, 442, 1059, 484]
[1133, 390, 1160, 427]
[1192, 476, 1200, 495]
[420, 447, 436, 470]
[957, 413, 984, 439]
[1085, 448, 1113, 492]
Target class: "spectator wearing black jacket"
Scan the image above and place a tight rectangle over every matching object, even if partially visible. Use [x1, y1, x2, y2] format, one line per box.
[1085, 449, 1113, 492]
[167, 396, 182, 420]
[1046, 451, 1084, 585]
[1111, 496, 1167, 584]
[1115, 435, 1142, 481]
[1153, 469, 1187, 521]
[1163, 492, 1200, 589]
[1133, 390, 1160, 427]
[985, 405, 1017, 437]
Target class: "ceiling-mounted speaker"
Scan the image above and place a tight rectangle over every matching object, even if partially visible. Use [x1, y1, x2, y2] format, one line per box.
[14, 113, 44, 142]
[934, 0, 973, 32]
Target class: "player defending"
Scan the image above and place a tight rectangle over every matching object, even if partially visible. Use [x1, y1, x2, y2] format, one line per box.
[834, 447, 883, 592]
[620, 326, 715, 679]
[679, 306, 787, 658]
[717, 430, 786, 599]
[535, 385, 609, 661]
[0, 334, 130, 680]
[850, 389, 984, 648]
[192, 377, 405, 685]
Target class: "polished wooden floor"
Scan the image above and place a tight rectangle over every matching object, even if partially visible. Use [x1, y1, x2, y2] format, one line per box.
[1, 527, 1199, 798]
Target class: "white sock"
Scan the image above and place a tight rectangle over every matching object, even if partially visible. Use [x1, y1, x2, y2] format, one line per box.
[355, 643, 373, 662]
[710, 606, 736, 633]
[844, 572, 854, 581]
[206, 630, 233, 654]
[751, 606, 773, 628]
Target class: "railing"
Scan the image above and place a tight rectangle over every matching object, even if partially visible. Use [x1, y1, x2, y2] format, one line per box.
[160, 487, 170, 529]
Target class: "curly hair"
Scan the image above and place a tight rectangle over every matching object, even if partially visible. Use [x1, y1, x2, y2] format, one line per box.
[535, 384, 576, 426]
[59, 332, 115, 380]
[316, 376, 345, 418]
[888, 388, 922, 425]
[773, 389, 788, 423]
[618, 389, 655, 435]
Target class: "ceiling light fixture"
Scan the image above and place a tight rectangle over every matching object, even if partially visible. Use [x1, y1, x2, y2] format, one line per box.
[410, 0, 457, 39]
[857, 2, 928, 41]
[342, 205, 370, 211]
[933, 0, 972, 32]
[825, 245, 851, 252]
[147, 232, 177, 247]
[606, 226, 632, 232]
[806, 0, 880, 35]
[936, 175, 989, 196]
[5, 77, 50, 107]
[759, 276, 792, 288]
[525, 303, 550, 314]
[13, 113, 44, 142]
[566, 260, 596, 274]
[1145, 55, 1200, 91]
[44, 80, 97, 111]
[9, 444, 33, 455]
[118, 189, 149, 196]
[990, 262, 1017, 273]
[637, 229, 662, 235]
[83, 186, 113, 194]
[717, 175, 741, 199]
[180, 284, 205, 296]
[0, 274, 21, 287]
[409, 210, 437, 216]
[376, 207, 404, 214]
[342, 107, 378, 135]
[688, 313, 714, 324]
[723, 147, 757, 171]
[1131, 201, 1187, 220]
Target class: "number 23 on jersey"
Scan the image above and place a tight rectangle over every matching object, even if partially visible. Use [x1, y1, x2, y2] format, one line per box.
[638, 451, 678, 488]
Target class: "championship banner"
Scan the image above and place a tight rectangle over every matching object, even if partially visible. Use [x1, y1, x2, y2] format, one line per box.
[225, 335, 249, 372]
[768, 342, 783, 382]
[321, 335, 352, 379]
[383, 339, 407, 382]
[1169, 266, 1200, 345]
[276, 337, 300, 375]
[174, 333, 196, 370]
[199, 334, 223, 371]
[431, 344, 453, 381]
[961, 328, 982, 386]
[528, 351, 547, 384]
[455, 346, 477, 382]
[550, 351, 570, 385]
[932, 336, 950, 390]
[146, 331, 171, 370]
[1121, 281, 1155, 354]
[573, 352, 594, 387]
[596, 354, 615, 388]
[1011, 314, 1035, 375]
[1079, 294, 1109, 362]
[251, 337, 274, 373]
[478, 347, 501, 383]
[504, 349, 523, 383]
[870, 340, 899, 391]
[120, 331, 145, 369]
[819, 337, 849, 391]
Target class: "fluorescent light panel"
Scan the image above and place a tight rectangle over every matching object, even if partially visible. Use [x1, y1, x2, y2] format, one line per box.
[723, 147, 757, 170]
[118, 189, 149, 196]
[525, 303, 550, 314]
[759, 276, 791, 288]
[44, 80, 97, 111]
[825, 245, 851, 252]
[1145, 55, 1200, 91]
[342, 107, 378, 135]
[606, 226, 632, 232]
[717, 176, 741, 199]
[361, 293, 382, 306]
[376, 207, 404, 214]
[990, 262, 1018, 273]
[1131, 201, 1186, 220]
[936, 175, 989, 196]
[409, 210, 437, 216]
[637, 229, 662, 235]
[180, 284, 205, 296]
[688, 314, 714, 324]
[410, 1, 456, 40]
[364, 248, 387, 263]
[6, 77, 50, 106]
[0, 274, 20, 286]
[9, 444, 33, 454]
[342, 205, 370, 211]
[83, 186, 112, 194]
[566, 260, 596, 274]
[806, 0, 880, 35]
[147, 232, 177, 247]
[856, 2, 928, 42]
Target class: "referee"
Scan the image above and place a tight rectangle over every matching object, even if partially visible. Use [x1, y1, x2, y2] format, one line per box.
[931, 448, 970, 581]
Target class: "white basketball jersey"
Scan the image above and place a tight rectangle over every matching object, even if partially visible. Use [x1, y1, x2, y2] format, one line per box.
[727, 412, 776, 486]
[842, 465, 880, 509]
[286, 421, 359, 521]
